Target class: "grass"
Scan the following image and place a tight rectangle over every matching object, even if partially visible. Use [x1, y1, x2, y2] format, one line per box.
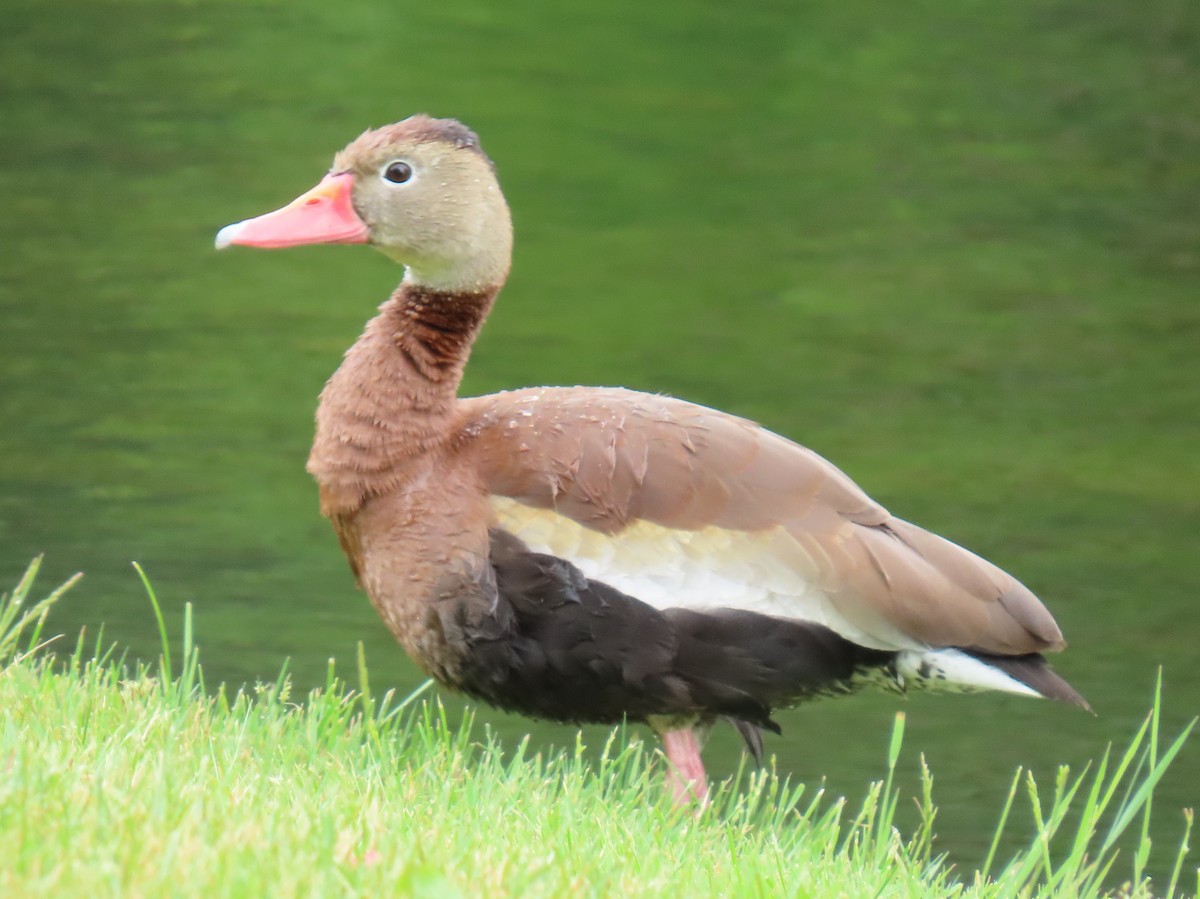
[1, 561, 1195, 898]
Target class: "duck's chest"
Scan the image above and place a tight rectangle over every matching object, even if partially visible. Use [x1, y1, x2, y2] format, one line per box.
[336, 467, 495, 682]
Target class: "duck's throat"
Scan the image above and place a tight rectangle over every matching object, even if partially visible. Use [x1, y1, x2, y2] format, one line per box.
[307, 282, 499, 514]
[390, 283, 498, 381]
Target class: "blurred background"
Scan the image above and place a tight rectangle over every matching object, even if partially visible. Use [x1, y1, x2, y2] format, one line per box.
[2, 0, 1197, 883]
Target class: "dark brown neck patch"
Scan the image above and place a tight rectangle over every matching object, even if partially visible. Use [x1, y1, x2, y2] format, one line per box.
[389, 284, 498, 381]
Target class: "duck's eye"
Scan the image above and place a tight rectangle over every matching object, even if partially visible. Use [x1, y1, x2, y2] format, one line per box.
[382, 161, 413, 184]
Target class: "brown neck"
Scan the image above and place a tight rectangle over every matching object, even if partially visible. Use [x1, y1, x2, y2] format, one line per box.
[307, 282, 499, 514]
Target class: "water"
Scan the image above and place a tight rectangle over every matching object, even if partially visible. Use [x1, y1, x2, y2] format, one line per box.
[3, 0, 1198, 884]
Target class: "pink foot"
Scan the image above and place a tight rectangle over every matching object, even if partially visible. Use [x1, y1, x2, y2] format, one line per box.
[660, 727, 709, 810]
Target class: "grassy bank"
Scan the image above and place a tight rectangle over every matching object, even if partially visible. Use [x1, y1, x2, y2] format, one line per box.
[1, 561, 1194, 898]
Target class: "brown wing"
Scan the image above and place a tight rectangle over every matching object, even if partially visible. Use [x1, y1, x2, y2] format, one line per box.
[457, 386, 1065, 655]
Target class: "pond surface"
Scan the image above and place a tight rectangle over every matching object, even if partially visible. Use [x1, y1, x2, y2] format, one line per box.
[3, 0, 1198, 885]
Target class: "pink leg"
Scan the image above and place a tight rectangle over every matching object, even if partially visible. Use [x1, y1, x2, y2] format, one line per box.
[660, 727, 709, 809]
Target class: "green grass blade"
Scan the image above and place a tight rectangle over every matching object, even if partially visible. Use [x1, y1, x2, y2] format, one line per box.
[1, 558, 81, 666]
[1101, 718, 1196, 855]
[1165, 807, 1193, 899]
[133, 561, 171, 684]
[981, 766, 1023, 883]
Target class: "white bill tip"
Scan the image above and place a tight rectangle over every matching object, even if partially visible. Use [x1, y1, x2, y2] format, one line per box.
[214, 220, 247, 249]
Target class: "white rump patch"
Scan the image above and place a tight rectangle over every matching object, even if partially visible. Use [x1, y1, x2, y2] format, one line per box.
[895, 648, 1041, 698]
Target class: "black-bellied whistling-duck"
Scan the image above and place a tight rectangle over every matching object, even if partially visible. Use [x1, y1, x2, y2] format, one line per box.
[216, 115, 1087, 807]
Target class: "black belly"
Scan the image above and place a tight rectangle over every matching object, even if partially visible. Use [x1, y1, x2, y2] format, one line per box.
[435, 529, 894, 738]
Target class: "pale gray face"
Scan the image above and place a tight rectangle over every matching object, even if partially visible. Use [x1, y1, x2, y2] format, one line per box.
[333, 124, 513, 291]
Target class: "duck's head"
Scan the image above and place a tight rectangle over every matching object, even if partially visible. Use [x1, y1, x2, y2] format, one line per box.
[216, 115, 513, 292]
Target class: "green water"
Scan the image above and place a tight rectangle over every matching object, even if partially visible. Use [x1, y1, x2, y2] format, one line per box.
[4, 0, 1198, 884]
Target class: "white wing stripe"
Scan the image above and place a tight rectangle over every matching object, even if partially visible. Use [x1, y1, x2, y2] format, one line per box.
[489, 496, 919, 651]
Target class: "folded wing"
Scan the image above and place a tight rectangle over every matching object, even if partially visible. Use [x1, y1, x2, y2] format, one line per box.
[459, 387, 1064, 656]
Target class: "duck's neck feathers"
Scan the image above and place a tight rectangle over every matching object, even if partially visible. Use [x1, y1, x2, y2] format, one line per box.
[307, 280, 499, 515]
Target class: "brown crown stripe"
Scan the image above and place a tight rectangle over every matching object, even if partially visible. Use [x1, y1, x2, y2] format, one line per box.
[334, 115, 496, 174]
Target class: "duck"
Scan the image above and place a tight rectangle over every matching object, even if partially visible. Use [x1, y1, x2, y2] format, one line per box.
[215, 115, 1087, 807]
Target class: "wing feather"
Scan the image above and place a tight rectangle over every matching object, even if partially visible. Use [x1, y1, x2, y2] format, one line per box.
[459, 387, 1064, 655]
